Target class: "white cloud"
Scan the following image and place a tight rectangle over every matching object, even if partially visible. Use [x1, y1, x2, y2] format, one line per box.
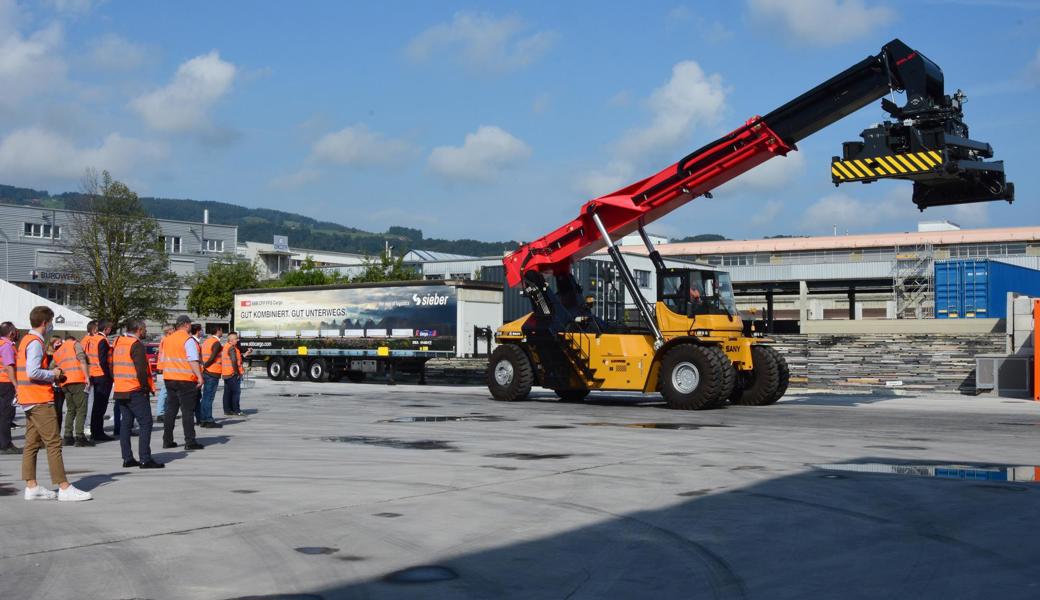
[716, 150, 807, 194]
[41, 0, 102, 14]
[428, 125, 531, 182]
[802, 191, 914, 231]
[405, 12, 555, 73]
[269, 168, 321, 189]
[1026, 47, 1040, 86]
[86, 33, 148, 71]
[130, 51, 236, 134]
[310, 125, 413, 167]
[615, 60, 727, 159]
[0, 18, 66, 108]
[747, 0, 895, 46]
[531, 92, 550, 114]
[574, 160, 635, 197]
[666, 6, 733, 42]
[0, 128, 166, 180]
[750, 199, 784, 227]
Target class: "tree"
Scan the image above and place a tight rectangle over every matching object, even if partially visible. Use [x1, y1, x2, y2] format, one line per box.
[350, 253, 418, 283]
[60, 170, 179, 326]
[187, 259, 260, 319]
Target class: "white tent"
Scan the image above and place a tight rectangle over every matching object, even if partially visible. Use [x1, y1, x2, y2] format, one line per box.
[0, 279, 90, 331]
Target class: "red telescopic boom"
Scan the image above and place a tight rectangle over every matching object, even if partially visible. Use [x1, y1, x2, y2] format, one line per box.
[504, 118, 793, 287]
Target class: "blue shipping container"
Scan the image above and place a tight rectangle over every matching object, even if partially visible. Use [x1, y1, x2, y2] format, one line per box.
[934, 259, 1040, 319]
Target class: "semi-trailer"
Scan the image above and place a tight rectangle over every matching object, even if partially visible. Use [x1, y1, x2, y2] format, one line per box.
[233, 280, 502, 384]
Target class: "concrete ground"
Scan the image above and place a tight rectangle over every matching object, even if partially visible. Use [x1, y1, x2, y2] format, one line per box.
[1, 379, 1038, 600]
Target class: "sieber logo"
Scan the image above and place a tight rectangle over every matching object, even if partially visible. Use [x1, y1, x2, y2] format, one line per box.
[412, 293, 449, 306]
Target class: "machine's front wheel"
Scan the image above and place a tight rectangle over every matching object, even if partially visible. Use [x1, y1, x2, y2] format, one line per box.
[658, 344, 724, 410]
[488, 345, 534, 402]
[729, 345, 781, 406]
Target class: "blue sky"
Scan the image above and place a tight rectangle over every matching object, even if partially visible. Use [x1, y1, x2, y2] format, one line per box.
[0, 0, 1037, 243]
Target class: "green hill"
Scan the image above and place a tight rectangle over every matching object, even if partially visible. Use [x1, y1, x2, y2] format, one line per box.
[0, 184, 519, 257]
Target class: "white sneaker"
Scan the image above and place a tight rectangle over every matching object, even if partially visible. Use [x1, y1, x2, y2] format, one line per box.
[57, 485, 93, 502]
[24, 485, 58, 500]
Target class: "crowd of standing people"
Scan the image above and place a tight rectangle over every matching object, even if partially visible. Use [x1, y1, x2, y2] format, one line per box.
[0, 307, 251, 502]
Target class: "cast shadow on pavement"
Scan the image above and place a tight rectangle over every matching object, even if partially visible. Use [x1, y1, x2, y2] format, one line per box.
[274, 457, 1037, 600]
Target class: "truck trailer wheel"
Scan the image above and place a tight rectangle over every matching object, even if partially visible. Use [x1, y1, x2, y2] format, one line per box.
[267, 358, 286, 381]
[488, 345, 533, 402]
[307, 358, 329, 382]
[729, 345, 780, 406]
[286, 358, 305, 381]
[658, 344, 724, 410]
[555, 389, 589, 403]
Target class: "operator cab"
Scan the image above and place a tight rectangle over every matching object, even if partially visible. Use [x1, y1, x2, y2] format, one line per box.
[658, 268, 737, 318]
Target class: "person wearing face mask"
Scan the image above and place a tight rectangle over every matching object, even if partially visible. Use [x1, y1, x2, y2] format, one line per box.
[0, 321, 20, 454]
[18, 306, 92, 502]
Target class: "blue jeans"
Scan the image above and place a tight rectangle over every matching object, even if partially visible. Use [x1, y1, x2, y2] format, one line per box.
[155, 374, 166, 416]
[222, 376, 241, 414]
[196, 373, 220, 423]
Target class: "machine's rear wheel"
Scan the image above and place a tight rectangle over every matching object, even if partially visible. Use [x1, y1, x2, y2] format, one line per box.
[488, 345, 533, 402]
[704, 346, 735, 407]
[729, 345, 780, 406]
[267, 358, 285, 381]
[762, 346, 790, 403]
[555, 389, 589, 403]
[658, 344, 724, 410]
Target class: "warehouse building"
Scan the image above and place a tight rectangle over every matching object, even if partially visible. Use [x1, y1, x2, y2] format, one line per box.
[237, 238, 367, 280]
[0, 202, 237, 321]
[622, 222, 1040, 327]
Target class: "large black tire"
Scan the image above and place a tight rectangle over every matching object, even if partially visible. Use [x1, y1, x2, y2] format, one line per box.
[286, 357, 306, 381]
[729, 345, 780, 406]
[703, 345, 735, 407]
[307, 358, 329, 382]
[267, 358, 286, 381]
[761, 345, 790, 403]
[658, 344, 724, 410]
[555, 389, 590, 403]
[488, 345, 534, 402]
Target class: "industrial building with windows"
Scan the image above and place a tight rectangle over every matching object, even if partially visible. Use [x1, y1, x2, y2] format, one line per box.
[619, 222, 1040, 328]
[0, 202, 238, 321]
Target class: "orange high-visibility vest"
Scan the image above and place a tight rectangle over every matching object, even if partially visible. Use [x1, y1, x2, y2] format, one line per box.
[220, 343, 241, 378]
[16, 334, 54, 405]
[0, 337, 13, 384]
[53, 341, 87, 385]
[83, 333, 108, 378]
[157, 335, 167, 373]
[202, 335, 223, 375]
[162, 330, 198, 383]
[112, 335, 154, 394]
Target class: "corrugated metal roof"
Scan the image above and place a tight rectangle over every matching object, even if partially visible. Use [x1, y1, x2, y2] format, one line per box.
[403, 250, 479, 262]
[621, 225, 1040, 256]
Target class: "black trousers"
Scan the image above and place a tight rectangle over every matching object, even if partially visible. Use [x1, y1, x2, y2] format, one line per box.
[163, 380, 199, 445]
[53, 385, 65, 431]
[0, 382, 14, 448]
[119, 391, 153, 462]
[89, 376, 113, 436]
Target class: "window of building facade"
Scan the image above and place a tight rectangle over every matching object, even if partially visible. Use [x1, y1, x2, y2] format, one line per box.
[162, 236, 182, 254]
[23, 223, 60, 239]
[634, 269, 651, 288]
[204, 239, 224, 253]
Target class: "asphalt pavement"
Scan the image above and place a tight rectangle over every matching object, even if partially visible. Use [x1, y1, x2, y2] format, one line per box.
[1, 379, 1038, 599]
